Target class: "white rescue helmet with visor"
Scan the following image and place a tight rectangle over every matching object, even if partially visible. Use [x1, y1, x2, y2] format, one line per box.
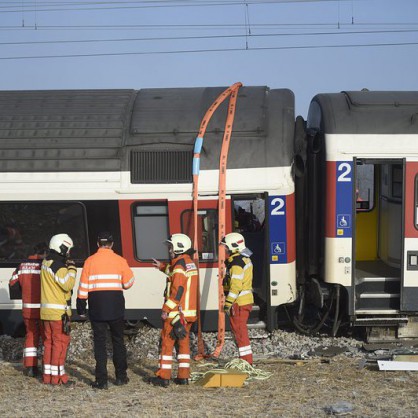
[49, 233, 74, 257]
[166, 233, 192, 255]
[221, 232, 246, 253]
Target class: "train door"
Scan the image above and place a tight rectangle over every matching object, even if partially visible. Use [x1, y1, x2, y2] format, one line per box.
[231, 195, 267, 326]
[354, 159, 403, 316]
[401, 161, 418, 313]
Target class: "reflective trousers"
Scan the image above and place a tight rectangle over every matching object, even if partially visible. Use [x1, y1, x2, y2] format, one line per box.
[42, 320, 70, 384]
[91, 319, 127, 384]
[229, 304, 253, 365]
[23, 318, 43, 368]
[156, 320, 193, 380]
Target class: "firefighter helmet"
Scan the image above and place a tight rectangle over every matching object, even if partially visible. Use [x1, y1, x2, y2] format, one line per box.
[166, 233, 192, 255]
[221, 232, 246, 253]
[49, 233, 74, 256]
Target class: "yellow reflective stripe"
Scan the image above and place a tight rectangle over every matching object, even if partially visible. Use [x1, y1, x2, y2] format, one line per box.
[172, 268, 186, 276]
[185, 275, 191, 311]
[41, 303, 67, 310]
[165, 299, 177, 309]
[168, 309, 196, 318]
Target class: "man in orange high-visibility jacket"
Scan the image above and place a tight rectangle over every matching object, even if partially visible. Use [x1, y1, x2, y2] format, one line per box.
[221, 232, 254, 365]
[9, 242, 48, 377]
[40, 234, 76, 385]
[151, 233, 198, 388]
[76, 231, 134, 390]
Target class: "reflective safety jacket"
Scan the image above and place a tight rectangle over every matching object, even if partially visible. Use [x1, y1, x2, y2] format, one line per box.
[224, 252, 254, 306]
[160, 253, 198, 322]
[9, 255, 42, 319]
[77, 247, 134, 321]
[40, 253, 77, 321]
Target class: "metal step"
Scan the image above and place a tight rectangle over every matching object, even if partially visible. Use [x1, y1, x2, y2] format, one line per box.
[353, 316, 408, 326]
[359, 293, 400, 299]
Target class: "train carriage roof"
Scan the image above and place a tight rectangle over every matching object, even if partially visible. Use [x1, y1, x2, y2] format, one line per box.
[308, 91, 418, 134]
[0, 87, 295, 175]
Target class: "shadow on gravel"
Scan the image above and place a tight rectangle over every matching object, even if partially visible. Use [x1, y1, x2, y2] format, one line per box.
[67, 359, 95, 384]
[129, 360, 156, 383]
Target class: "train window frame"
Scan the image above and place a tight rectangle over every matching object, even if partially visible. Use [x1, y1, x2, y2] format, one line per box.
[415, 175, 418, 230]
[391, 164, 403, 200]
[355, 162, 375, 212]
[0, 200, 89, 266]
[132, 201, 170, 262]
[180, 208, 218, 262]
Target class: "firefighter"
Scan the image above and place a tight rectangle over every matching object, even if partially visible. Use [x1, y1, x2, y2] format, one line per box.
[9, 242, 48, 377]
[40, 233, 76, 385]
[151, 233, 198, 387]
[76, 231, 134, 390]
[221, 232, 254, 365]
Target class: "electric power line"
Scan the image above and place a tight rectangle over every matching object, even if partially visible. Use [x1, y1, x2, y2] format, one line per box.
[0, 40, 416, 60]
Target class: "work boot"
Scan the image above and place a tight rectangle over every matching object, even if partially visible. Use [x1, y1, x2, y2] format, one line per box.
[91, 380, 108, 390]
[25, 367, 39, 378]
[173, 378, 189, 385]
[115, 376, 129, 386]
[150, 377, 170, 388]
[60, 380, 76, 387]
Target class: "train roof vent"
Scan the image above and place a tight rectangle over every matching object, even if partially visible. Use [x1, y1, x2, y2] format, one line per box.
[130, 150, 192, 184]
[344, 91, 418, 107]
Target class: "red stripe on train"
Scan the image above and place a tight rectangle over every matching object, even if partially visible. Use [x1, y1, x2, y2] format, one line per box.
[325, 161, 337, 238]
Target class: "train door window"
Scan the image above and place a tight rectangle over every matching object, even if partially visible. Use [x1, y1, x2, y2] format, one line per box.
[181, 209, 218, 261]
[415, 175, 418, 229]
[391, 164, 403, 200]
[0, 201, 88, 264]
[234, 198, 265, 232]
[356, 163, 375, 211]
[133, 202, 169, 261]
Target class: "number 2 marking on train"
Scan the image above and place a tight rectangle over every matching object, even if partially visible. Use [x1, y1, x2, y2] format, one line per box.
[337, 162, 352, 182]
[271, 197, 285, 215]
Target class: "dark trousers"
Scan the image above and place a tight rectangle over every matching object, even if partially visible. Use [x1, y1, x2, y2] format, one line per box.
[91, 318, 127, 383]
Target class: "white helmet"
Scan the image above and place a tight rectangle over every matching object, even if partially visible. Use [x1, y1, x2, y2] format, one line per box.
[221, 232, 246, 253]
[166, 233, 192, 255]
[49, 233, 74, 256]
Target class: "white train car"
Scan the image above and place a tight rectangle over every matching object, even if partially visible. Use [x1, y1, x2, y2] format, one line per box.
[295, 91, 418, 340]
[0, 87, 296, 335]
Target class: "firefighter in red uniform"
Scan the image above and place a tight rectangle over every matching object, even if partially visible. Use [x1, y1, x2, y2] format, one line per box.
[221, 232, 254, 365]
[76, 231, 135, 390]
[40, 233, 76, 385]
[151, 233, 198, 387]
[9, 242, 48, 377]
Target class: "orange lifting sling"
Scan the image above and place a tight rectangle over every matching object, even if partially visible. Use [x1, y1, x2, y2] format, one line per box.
[192, 82, 242, 359]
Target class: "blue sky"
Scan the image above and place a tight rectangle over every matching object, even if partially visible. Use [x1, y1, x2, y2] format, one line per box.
[0, 0, 417, 116]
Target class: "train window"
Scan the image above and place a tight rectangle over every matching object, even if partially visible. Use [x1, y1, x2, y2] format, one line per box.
[181, 209, 218, 261]
[356, 164, 374, 211]
[133, 202, 169, 261]
[391, 165, 403, 200]
[415, 175, 418, 230]
[234, 199, 265, 232]
[0, 201, 88, 264]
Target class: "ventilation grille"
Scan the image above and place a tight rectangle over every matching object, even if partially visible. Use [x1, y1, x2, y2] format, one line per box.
[131, 150, 193, 184]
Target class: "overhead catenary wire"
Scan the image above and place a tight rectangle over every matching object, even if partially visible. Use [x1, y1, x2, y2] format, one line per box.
[0, 29, 416, 46]
[0, 40, 417, 60]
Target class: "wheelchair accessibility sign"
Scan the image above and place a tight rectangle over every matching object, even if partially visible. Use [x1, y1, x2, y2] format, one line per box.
[337, 214, 351, 229]
[271, 242, 286, 255]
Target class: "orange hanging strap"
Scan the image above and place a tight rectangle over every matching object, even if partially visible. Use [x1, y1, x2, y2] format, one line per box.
[212, 85, 241, 358]
[192, 82, 242, 360]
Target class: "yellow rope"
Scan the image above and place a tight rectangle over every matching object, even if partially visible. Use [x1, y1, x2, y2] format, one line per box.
[191, 358, 273, 383]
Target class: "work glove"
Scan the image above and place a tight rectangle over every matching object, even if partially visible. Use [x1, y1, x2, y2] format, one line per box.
[224, 301, 233, 316]
[66, 259, 76, 269]
[169, 315, 187, 340]
[76, 297, 87, 317]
